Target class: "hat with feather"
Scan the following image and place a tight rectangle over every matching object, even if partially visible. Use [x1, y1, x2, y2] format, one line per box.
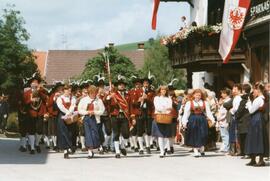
[142, 71, 155, 84]
[168, 78, 178, 90]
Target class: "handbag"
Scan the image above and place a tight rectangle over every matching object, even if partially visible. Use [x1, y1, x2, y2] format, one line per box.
[155, 114, 172, 124]
[63, 114, 79, 125]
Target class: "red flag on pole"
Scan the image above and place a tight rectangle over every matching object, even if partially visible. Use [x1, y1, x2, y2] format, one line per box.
[152, 0, 160, 30]
[218, 0, 251, 63]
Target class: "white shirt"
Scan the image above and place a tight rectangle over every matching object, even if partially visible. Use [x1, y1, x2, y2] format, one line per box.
[154, 96, 172, 114]
[230, 95, 242, 115]
[78, 96, 105, 123]
[246, 95, 265, 114]
[56, 95, 76, 115]
[182, 100, 215, 125]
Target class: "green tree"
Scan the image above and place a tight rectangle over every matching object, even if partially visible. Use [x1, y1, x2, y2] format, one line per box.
[142, 38, 186, 89]
[80, 46, 138, 87]
[0, 6, 38, 110]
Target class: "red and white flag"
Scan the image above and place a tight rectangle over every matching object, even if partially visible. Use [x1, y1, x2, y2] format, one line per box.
[151, 0, 160, 30]
[218, 0, 251, 63]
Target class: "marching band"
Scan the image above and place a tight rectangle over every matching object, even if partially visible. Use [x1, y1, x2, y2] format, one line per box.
[15, 72, 269, 167]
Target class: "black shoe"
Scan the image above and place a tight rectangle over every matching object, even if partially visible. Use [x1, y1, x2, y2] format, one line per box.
[246, 161, 256, 166]
[157, 147, 160, 151]
[19, 146, 27, 152]
[46, 146, 50, 150]
[201, 152, 205, 156]
[88, 151, 94, 159]
[134, 148, 139, 152]
[36, 146, 41, 153]
[150, 145, 154, 149]
[159, 155, 164, 158]
[254, 161, 266, 167]
[53, 146, 59, 152]
[139, 150, 144, 155]
[146, 147, 151, 154]
[71, 148, 76, 154]
[120, 149, 127, 156]
[64, 153, 69, 159]
[170, 147, 174, 154]
[167, 150, 172, 154]
[115, 154, 121, 159]
[30, 150, 35, 155]
[131, 146, 135, 150]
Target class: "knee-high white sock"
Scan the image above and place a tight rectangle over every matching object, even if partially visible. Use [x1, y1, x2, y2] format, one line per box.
[80, 136, 86, 149]
[138, 137, 144, 151]
[132, 136, 138, 148]
[52, 136, 57, 147]
[129, 137, 134, 148]
[158, 137, 165, 155]
[35, 134, 42, 146]
[28, 135, 35, 150]
[169, 137, 174, 147]
[20, 137, 26, 148]
[88, 149, 93, 156]
[44, 136, 50, 147]
[144, 135, 150, 148]
[104, 135, 111, 147]
[165, 138, 170, 150]
[114, 141, 120, 154]
[120, 139, 128, 149]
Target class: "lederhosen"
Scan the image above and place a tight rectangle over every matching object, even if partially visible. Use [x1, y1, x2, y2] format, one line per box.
[185, 101, 208, 147]
[26, 95, 44, 135]
[141, 89, 155, 136]
[47, 94, 58, 136]
[57, 97, 72, 150]
[110, 91, 130, 141]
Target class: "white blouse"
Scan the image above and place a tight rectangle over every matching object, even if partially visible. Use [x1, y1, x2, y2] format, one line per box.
[56, 95, 76, 115]
[230, 95, 242, 115]
[154, 96, 172, 114]
[182, 100, 215, 125]
[78, 96, 105, 123]
[246, 95, 265, 114]
[216, 97, 231, 127]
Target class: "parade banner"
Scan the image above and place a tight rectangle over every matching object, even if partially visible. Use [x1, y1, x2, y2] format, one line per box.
[219, 0, 251, 63]
[151, 0, 160, 30]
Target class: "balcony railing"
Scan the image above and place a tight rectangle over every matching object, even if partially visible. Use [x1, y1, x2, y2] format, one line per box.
[167, 33, 246, 68]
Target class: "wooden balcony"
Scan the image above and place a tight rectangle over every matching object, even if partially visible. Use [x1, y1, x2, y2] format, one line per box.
[168, 33, 247, 69]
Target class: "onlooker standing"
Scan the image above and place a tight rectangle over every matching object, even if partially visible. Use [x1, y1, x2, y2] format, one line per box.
[0, 92, 9, 133]
[235, 84, 251, 158]
[245, 83, 267, 166]
[216, 88, 231, 153]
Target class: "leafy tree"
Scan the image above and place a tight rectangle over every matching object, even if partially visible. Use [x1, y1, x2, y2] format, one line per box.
[80, 46, 138, 88]
[0, 6, 38, 110]
[142, 38, 186, 89]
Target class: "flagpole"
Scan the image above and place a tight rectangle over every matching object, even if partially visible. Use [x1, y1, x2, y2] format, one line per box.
[104, 52, 112, 91]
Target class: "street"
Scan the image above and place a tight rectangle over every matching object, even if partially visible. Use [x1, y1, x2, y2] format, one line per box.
[0, 137, 269, 181]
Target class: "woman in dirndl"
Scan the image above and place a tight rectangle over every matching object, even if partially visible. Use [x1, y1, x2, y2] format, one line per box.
[182, 89, 215, 157]
[152, 85, 172, 158]
[78, 85, 105, 159]
[245, 83, 268, 167]
[56, 85, 76, 159]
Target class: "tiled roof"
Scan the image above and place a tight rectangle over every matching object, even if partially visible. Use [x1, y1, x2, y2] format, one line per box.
[33, 51, 47, 77]
[44, 49, 145, 84]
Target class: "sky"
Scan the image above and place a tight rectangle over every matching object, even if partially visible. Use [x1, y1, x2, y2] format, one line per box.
[0, 0, 190, 51]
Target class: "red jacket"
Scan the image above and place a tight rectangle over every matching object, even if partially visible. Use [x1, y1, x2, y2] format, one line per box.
[128, 88, 143, 117]
[23, 88, 48, 118]
[109, 91, 130, 118]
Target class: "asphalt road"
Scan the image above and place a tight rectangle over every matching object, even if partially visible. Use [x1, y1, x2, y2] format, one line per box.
[0, 137, 269, 181]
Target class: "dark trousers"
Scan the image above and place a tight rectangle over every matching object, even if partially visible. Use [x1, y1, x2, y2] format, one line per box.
[18, 113, 28, 137]
[26, 116, 43, 135]
[67, 123, 78, 148]
[239, 133, 247, 155]
[97, 123, 105, 144]
[101, 116, 112, 136]
[0, 115, 7, 130]
[141, 110, 153, 136]
[111, 114, 129, 141]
